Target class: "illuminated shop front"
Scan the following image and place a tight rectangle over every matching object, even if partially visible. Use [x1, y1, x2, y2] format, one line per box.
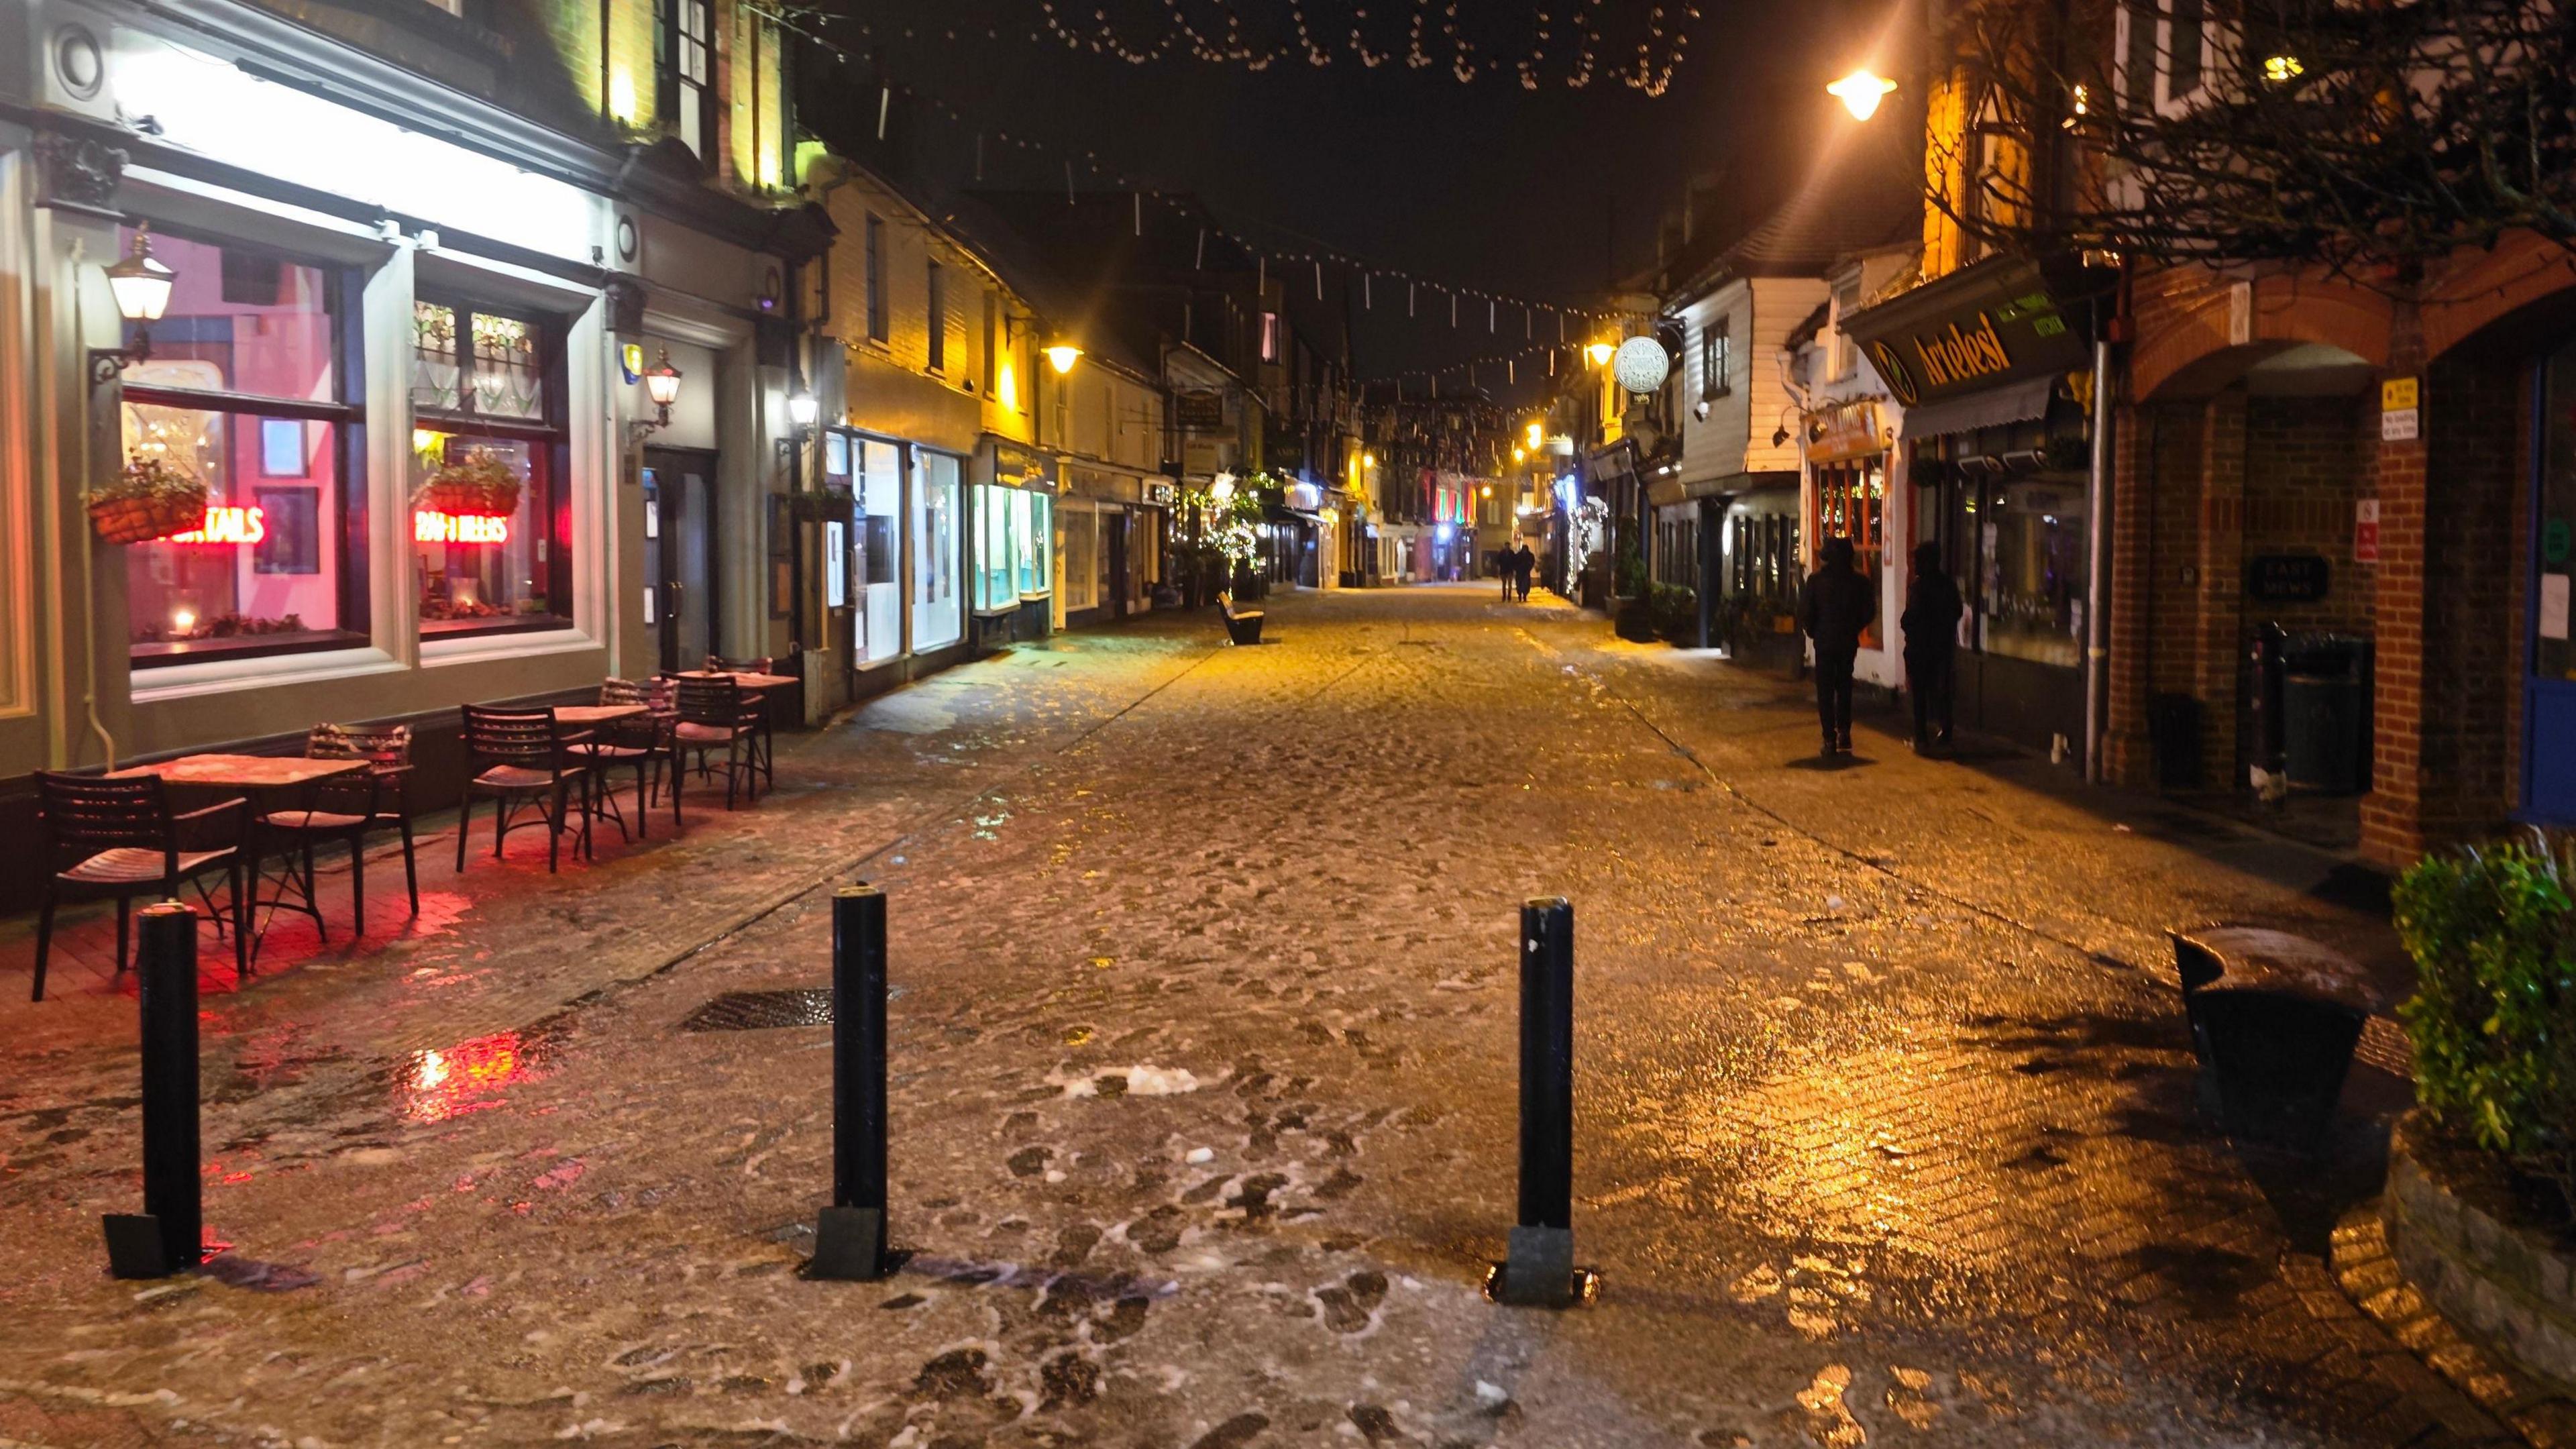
[971, 437, 1057, 647]
[0, 2, 814, 910]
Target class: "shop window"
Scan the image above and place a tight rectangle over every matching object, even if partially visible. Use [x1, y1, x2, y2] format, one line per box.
[913, 451, 963, 651]
[1976, 474, 2087, 667]
[1811, 462, 1886, 644]
[411, 295, 570, 639]
[853, 438, 904, 664]
[1260, 312, 1279, 364]
[119, 224, 364, 665]
[657, 0, 716, 165]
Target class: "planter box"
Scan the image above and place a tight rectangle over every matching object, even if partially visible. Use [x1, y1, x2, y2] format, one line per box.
[2384, 1112, 2576, 1395]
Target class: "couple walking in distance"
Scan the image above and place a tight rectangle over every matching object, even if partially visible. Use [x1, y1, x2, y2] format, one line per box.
[1796, 537, 1962, 757]
[1499, 540, 1536, 602]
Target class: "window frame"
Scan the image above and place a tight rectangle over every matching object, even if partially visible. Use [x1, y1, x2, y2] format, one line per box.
[409, 290, 576, 642]
[1700, 315, 1733, 400]
[864, 214, 888, 343]
[926, 258, 947, 374]
[119, 219, 372, 669]
[656, 0, 718, 168]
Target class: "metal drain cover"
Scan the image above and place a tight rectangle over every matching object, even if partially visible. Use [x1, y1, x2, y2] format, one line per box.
[682, 989, 834, 1032]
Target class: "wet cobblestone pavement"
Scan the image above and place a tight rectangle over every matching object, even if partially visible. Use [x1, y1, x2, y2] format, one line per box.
[0, 584, 2505, 1447]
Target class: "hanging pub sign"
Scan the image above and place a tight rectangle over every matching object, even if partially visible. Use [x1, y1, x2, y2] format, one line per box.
[1175, 390, 1226, 431]
[1806, 400, 1888, 464]
[1838, 256, 2104, 410]
[2247, 553, 2332, 602]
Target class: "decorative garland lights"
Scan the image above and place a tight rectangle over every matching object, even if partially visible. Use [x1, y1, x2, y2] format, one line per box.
[792, 0, 1695, 93]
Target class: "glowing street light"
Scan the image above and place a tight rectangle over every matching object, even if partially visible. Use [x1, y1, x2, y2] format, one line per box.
[1829, 68, 1898, 120]
[1585, 340, 1616, 367]
[1044, 341, 1083, 374]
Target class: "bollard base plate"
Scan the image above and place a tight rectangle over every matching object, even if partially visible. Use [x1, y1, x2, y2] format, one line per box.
[1488, 1226, 1597, 1308]
[102, 1214, 171, 1280]
[806, 1207, 890, 1282]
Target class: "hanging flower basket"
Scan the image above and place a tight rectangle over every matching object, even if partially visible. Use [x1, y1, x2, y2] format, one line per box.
[88, 458, 210, 545]
[415, 448, 523, 519]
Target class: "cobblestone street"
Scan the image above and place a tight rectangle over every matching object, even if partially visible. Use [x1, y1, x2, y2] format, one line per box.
[0, 586, 2499, 1448]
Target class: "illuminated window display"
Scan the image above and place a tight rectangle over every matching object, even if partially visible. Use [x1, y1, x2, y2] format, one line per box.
[410, 297, 569, 637]
[119, 225, 361, 663]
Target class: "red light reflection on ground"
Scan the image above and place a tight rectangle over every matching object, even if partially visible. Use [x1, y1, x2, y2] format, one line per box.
[394, 1030, 549, 1124]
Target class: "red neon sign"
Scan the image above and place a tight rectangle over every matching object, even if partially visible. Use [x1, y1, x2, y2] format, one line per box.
[166, 506, 266, 545]
[414, 510, 511, 544]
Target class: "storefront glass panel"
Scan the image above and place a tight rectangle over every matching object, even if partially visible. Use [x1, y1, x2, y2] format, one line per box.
[117, 224, 360, 663]
[913, 452, 963, 651]
[1062, 502, 1099, 612]
[1977, 475, 2087, 667]
[975, 484, 1012, 610]
[410, 295, 570, 639]
[855, 439, 903, 665]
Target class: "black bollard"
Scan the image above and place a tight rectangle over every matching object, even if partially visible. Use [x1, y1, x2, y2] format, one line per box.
[103, 902, 203, 1279]
[1494, 896, 1592, 1307]
[810, 884, 890, 1280]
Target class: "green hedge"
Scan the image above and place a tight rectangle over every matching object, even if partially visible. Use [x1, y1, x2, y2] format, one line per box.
[2395, 830, 2576, 1214]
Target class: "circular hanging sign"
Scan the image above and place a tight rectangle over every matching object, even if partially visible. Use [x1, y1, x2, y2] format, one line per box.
[1613, 335, 1671, 395]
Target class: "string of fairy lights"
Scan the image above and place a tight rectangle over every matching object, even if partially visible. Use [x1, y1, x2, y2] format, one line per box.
[788, 0, 1695, 94]
[757, 0, 1650, 392]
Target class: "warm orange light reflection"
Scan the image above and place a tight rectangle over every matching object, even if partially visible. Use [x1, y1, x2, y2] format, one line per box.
[396, 1030, 545, 1122]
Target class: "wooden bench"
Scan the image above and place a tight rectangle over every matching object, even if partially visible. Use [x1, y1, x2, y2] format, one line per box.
[2169, 925, 2389, 1148]
[1219, 592, 1265, 646]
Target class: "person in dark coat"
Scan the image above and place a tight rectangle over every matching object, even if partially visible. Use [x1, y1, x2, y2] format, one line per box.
[1513, 541, 1537, 600]
[1900, 541, 1964, 752]
[1795, 535, 1877, 755]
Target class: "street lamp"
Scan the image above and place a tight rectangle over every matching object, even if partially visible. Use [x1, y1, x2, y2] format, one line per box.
[1044, 341, 1083, 374]
[786, 388, 820, 431]
[629, 345, 684, 445]
[89, 223, 177, 384]
[1829, 68, 1898, 120]
[1585, 340, 1616, 368]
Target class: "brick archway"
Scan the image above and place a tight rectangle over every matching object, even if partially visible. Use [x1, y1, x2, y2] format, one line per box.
[2129, 267, 2396, 402]
[2422, 233, 2576, 360]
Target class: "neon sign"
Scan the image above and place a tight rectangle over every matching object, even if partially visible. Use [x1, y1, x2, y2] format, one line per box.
[415, 510, 511, 544]
[166, 506, 266, 545]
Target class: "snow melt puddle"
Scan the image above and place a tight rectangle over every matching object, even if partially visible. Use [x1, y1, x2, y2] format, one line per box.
[1051, 1064, 1205, 1098]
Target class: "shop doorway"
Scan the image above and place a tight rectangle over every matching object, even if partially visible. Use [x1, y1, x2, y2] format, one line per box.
[2531, 347, 2576, 823]
[642, 448, 718, 675]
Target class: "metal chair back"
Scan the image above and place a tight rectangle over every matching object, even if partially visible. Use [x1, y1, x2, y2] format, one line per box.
[35, 772, 170, 865]
[461, 704, 564, 769]
[308, 722, 413, 771]
[674, 676, 745, 729]
[706, 655, 773, 676]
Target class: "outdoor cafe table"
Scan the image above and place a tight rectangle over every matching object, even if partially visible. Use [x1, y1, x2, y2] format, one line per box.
[111, 753, 371, 959]
[552, 704, 648, 729]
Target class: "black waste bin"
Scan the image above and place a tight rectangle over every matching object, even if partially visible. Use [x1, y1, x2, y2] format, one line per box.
[2149, 693, 2204, 789]
[2282, 634, 2370, 794]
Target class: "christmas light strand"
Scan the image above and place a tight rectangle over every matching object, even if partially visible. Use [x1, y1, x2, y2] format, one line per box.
[764, 4, 1642, 328]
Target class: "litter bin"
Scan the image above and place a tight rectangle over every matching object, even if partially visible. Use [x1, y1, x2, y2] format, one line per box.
[2282, 634, 2370, 794]
[2149, 693, 2204, 789]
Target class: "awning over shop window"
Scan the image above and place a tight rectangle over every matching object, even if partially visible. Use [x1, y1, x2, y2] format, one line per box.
[1898, 374, 2057, 440]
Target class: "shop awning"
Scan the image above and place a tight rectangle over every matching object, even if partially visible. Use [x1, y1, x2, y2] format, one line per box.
[1899, 374, 2057, 440]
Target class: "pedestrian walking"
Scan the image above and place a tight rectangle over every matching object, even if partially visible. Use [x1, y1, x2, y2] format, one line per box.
[1513, 541, 1537, 601]
[1900, 541, 1962, 753]
[1499, 542, 1517, 600]
[1795, 535, 1876, 756]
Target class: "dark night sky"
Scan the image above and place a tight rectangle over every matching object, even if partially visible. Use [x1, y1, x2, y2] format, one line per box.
[802, 0, 1922, 400]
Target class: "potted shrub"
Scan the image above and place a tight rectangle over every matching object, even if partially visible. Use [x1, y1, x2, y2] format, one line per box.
[415, 447, 523, 519]
[88, 456, 209, 545]
[2394, 829, 2576, 1216]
